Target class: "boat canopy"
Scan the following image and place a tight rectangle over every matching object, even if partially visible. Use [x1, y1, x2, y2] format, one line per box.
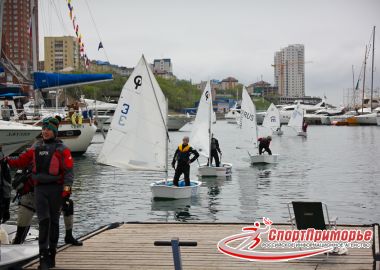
[33, 72, 113, 90]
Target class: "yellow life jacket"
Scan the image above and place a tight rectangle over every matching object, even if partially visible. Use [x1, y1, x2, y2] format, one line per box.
[178, 144, 190, 152]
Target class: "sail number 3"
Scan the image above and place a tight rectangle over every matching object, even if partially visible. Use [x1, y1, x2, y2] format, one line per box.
[118, 103, 130, 126]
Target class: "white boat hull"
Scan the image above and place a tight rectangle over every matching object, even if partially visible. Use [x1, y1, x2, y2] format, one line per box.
[0, 224, 39, 268]
[272, 129, 283, 136]
[198, 163, 232, 177]
[59, 123, 97, 154]
[150, 179, 202, 199]
[354, 113, 378, 125]
[0, 121, 41, 156]
[167, 116, 193, 131]
[297, 131, 307, 137]
[250, 154, 279, 164]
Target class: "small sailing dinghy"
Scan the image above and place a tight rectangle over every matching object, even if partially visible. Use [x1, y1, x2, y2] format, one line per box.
[238, 87, 279, 164]
[97, 55, 201, 199]
[287, 103, 307, 137]
[262, 103, 283, 135]
[0, 224, 39, 268]
[190, 81, 232, 177]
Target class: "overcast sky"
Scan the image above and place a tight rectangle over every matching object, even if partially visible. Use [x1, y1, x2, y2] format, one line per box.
[38, 0, 380, 105]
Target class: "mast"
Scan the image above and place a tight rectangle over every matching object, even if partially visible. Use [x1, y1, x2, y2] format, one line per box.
[31, 0, 38, 72]
[165, 98, 169, 180]
[370, 26, 375, 112]
[361, 46, 367, 114]
[208, 81, 212, 167]
[352, 65, 355, 108]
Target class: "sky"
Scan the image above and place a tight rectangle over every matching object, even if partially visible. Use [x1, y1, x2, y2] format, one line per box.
[38, 0, 380, 106]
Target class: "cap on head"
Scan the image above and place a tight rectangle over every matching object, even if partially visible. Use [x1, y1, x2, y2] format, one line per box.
[42, 117, 60, 136]
[267, 136, 272, 140]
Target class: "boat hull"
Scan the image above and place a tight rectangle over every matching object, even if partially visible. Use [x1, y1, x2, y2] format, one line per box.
[0, 224, 39, 268]
[250, 154, 279, 164]
[198, 163, 232, 177]
[59, 122, 97, 154]
[297, 131, 307, 137]
[0, 121, 41, 156]
[377, 115, 380, 126]
[354, 114, 378, 125]
[150, 179, 202, 199]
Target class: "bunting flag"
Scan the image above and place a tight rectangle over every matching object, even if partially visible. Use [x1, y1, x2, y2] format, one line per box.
[98, 42, 103, 51]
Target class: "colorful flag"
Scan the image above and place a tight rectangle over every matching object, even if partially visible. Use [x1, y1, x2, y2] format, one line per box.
[27, 18, 32, 37]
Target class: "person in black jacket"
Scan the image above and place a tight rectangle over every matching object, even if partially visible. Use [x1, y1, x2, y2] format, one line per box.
[171, 136, 199, 186]
[0, 146, 12, 223]
[209, 135, 222, 167]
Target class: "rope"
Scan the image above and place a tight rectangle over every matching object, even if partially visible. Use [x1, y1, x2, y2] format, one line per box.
[84, 0, 110, 63]
[49, 0, 69, 35]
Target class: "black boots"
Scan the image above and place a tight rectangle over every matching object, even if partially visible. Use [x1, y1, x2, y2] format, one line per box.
[48, 248, 56, 268]
[12, 226, 30, 244]
[38, 249, 49, 270]
[65, 229, 83, 246]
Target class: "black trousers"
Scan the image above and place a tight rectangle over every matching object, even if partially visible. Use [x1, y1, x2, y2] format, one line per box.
[35, 184, 62, 250]
[209, 150, 220, 167]
[173, 163, 190, 186]
[259, 145, 272, 155]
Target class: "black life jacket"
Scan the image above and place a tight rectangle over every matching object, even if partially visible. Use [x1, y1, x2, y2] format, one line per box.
[32, 141, 61, 184]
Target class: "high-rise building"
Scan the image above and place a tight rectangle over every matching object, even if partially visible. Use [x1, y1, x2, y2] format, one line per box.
[1, 0, 38, 78]
[44, 36, 80, 72]
[153, 58, 172, 73]
[274, 44, 305, 97]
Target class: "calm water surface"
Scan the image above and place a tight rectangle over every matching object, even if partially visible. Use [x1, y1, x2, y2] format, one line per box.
[9, 122, 380, 237]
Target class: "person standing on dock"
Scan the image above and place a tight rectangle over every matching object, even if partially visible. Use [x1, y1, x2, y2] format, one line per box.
[209, 135, 222, 167]
[258, 136, 272, 155]
[6, 117, 74, 270]
[11, 164, 83, 246]
[171, 136, 199, 186]
[1, 100, 11, 121]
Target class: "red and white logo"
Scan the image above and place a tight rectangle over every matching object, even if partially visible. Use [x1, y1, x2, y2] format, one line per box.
[217, 218, 372, 262]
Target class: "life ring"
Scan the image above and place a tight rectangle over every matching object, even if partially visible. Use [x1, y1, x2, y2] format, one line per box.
[71, 112, 83, 126]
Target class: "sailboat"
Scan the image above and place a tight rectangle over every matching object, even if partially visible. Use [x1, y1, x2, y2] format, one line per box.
[239, 87, 279, 164]
[262, 103, 283, 135]
[97, 55, 201, 199]
[191, 81, 232, 177]
[287, 103, 307, 137]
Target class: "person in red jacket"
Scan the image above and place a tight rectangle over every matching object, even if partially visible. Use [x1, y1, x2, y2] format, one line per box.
[7, 117, 74, 270]
[258, 136, 272, 155]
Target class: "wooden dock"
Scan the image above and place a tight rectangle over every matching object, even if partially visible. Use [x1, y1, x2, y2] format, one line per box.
[24, 222, 379, 270]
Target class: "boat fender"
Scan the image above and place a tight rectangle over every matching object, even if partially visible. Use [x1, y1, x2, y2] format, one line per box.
[0, 224, 10, 244]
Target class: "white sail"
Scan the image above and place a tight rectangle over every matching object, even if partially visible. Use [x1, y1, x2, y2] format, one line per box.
[190, 81, 213, 157]
[97, 55, 168, 171]
[262, 103, 281, 131]
[239, 87, 258, 151]
[287, 104, 304, 132]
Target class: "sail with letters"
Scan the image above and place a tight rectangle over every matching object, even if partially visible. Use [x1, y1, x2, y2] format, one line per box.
[97, 55, 167, 171]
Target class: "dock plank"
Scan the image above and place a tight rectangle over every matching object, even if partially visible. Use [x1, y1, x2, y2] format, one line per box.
[24, 223, 376, 270]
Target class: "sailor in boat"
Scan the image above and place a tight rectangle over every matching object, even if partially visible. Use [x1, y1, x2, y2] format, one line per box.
[0, 147, 12, 223]
[1, 100, 11, 121]
[171, 136, 200, 186]
[258, 136, 272, 155]
[302, 120, 308, 133]
[6, 117, 75, 270]
[208, 135, 222, 167]
[11, 163, 82, 246]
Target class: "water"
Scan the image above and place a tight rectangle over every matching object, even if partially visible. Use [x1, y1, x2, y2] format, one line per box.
[8, 122, 380, 237]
